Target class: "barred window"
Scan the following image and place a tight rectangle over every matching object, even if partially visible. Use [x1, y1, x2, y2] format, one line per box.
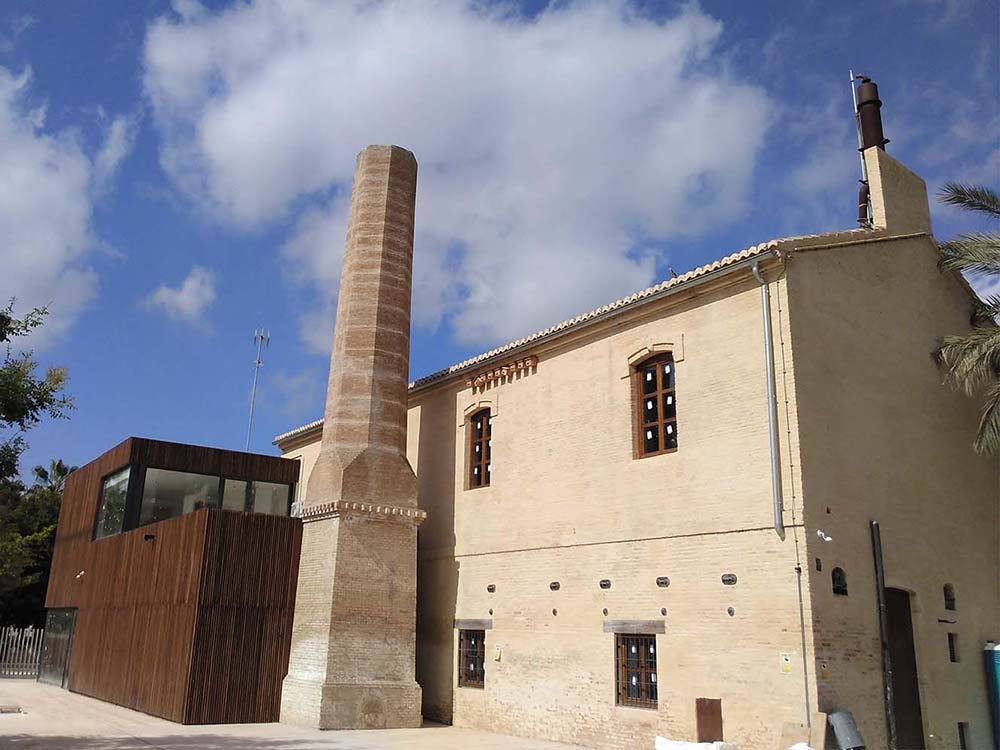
[635, 354, 677, 458]
[616, 633, 657, 708]
[458, 629, 486, 688]
[468, 409, 491, 488]
[943, 583, 956, 611]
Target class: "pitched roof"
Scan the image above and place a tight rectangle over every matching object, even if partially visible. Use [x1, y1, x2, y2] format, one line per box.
[274, 227, 875, 445]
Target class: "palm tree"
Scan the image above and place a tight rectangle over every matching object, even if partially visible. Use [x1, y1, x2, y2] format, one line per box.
[936, 182, 1000, 453]
[31, 459, 76, 494]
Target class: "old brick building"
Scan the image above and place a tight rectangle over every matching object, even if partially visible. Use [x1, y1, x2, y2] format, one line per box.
[275, 140, 999, 749]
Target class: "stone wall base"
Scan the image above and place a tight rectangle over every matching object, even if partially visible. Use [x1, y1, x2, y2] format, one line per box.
[280, 676, 422, 729]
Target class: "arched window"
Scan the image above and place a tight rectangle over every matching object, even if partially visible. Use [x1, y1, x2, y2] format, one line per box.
[832, 567, 848, 596]
[634, 353, 677, 458]
[468, 408, 491, 488]
[943, 583, 956, 611]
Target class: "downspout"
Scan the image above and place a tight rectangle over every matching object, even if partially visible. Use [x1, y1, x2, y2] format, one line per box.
[751, 258, 785, 539]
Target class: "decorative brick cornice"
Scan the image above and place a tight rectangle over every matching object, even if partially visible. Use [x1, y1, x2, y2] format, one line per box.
[466, 355, 537, 389]
[300, 500, 427, 526]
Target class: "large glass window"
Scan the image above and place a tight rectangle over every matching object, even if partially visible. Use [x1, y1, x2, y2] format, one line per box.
[38, 608, 77, 688]
[222, 479, 249, 512]
[139, 468, 220, 527]
[250, 481, 291, 516]
[94, 467, 130, 540]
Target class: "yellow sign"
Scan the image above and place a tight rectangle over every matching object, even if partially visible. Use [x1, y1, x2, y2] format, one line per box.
[780, 653, 792, 674]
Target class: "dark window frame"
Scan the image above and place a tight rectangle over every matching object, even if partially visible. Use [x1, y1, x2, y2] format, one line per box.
[467, 408, 492, 489]
[93, 464, 136, 541]
[615, 633, 658, 709]
[458, 629, 486, 688]
[633, 353, 678, 459]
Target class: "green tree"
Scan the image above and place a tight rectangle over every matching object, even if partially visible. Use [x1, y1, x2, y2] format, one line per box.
[936, 182, 1000, 453]
[32, 459, 74, 494]
[0, 302, 74, 626]
[0, 302, 73, 481]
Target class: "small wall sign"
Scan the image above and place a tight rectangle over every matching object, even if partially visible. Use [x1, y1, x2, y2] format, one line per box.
[780, 653, 792, 674]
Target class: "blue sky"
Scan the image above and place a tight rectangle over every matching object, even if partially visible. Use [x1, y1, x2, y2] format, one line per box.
[2, 0, 997, 475]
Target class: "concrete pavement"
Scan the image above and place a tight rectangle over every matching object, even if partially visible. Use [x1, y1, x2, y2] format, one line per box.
[0, 680, 588, 750]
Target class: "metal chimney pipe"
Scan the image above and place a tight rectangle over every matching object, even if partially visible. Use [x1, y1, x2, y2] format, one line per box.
[856, 76, 888, 151]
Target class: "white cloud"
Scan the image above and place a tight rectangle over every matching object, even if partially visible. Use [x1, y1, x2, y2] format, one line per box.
[143, 265, 217, 325]
[0, 67, 97, 345]
[92, 113, 139, 196]
[143, 0, 771, 350]
[0, 14, 36, 54]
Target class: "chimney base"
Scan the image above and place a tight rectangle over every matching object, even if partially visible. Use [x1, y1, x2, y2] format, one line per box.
[280, 677, 422, 730]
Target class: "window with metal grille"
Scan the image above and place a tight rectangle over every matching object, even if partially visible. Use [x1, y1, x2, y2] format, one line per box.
[615, 633, 658, 708]
[948, 632, 960, 663]
[944, 583, 956, 611]
[635, 354, 677, 458]
[458, 629, 486, 688]
[468, 409, 491, 488]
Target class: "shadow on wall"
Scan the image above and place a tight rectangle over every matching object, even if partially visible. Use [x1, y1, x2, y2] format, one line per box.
[415, 391, 459, 724]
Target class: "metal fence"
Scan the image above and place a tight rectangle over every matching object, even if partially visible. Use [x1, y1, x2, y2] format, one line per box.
[0, 625, 43, 678]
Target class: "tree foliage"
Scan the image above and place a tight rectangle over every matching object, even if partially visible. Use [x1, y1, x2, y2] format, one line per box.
[936, 182, 1000, 454]
[0, 302, 75, 626]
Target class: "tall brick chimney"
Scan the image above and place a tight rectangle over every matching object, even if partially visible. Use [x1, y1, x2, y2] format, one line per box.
[280, 145, 425, 729]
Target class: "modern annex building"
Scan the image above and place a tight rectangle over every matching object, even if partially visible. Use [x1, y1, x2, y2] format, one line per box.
[44, 81, 998, 750]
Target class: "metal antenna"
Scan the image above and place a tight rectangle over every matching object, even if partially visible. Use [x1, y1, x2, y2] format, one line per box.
[245, 328, 270, 451]
[850, 69, 868, 183]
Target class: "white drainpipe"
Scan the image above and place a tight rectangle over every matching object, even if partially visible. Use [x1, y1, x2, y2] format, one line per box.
[751, 257, 785, 539]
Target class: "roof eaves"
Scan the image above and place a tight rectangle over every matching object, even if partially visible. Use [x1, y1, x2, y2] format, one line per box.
[274, 226, 879, 446]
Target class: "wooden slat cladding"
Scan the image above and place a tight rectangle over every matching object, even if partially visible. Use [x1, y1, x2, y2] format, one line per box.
[44, 437, 302, 724]
[185, 511, 302, 724]
[132, 439, 299, 485]
[47, 438, 133, 607]
[65, 510, 208, 722]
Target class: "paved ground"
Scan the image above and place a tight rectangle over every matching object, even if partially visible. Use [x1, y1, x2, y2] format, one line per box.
[0, 680, 586, 750]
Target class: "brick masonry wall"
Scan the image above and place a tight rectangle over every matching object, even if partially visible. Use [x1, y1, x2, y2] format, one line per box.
[406, 275, 816, 750]
[789, 235, 1000, 750]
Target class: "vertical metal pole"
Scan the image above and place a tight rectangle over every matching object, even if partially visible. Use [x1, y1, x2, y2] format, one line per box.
[850, 69, 872, 227]
[850, 70, 868, 182]
[871, 519, 897, 750]
[245, 329, 269, 452]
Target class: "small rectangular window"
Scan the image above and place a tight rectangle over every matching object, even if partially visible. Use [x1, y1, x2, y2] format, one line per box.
[458, 629, 485, 688]
[948, 632, 960, 663]
[94, 466, 130, 540]
[615, 633, 657, 708]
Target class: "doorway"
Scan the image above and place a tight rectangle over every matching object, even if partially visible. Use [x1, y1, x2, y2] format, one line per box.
[886, 588, 925, 749]
[37, 608, 76, 688]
